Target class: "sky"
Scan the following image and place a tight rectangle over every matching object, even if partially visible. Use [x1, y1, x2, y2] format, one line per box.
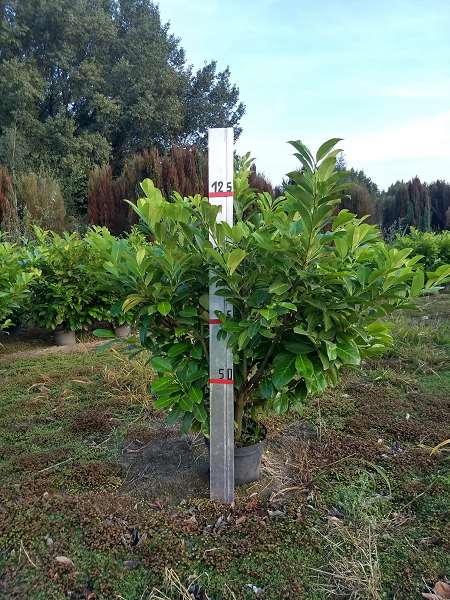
[158, 0, 450, 190]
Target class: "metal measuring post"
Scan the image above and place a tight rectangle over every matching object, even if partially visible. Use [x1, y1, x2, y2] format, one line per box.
[208, 127, 235, 503]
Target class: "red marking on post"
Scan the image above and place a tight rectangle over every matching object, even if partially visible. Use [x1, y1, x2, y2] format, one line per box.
[209, 378, 234, 385]
[209, 319, 221, 324]
[209, 192, 234, 198]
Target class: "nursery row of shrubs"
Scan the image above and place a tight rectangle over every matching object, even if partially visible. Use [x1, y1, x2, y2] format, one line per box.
[0, 226, 147, 339]
[2, 185, 450, 341]
[2, 217, 450, 339]
[2, 140, 450, 446]
[392, 227, 450, 270]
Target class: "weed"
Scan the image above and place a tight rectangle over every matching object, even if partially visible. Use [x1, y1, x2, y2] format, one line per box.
[312, 525, 382, 600]
[419, 370, 450, 397]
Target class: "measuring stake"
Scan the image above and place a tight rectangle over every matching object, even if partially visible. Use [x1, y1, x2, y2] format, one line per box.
[208, 127, 235, 503]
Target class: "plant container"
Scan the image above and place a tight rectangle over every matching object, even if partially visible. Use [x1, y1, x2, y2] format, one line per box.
[114, 325, 131, 339]
[205, 436, 265, 485]
[234, 440, 265, 484]
[54, 329, 76, 347]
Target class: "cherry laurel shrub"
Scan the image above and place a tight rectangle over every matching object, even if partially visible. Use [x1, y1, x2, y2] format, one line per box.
[85, 225, 147, 328]
[393, 227, 450, 271]
[29, 228, 113, 332]
[120, 139, 450, 444]
[0, 240, 40, 331]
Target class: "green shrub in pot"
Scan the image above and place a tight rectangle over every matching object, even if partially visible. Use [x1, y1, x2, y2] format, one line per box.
[393, 227, 450, 271]
[29, 228, 111, 333]
[0, 241, 40, 331]
[86, 226, 147, 332]
[119, 139, 450, 445]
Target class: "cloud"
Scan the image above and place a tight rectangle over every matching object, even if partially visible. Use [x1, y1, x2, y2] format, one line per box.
[344, 111, 450, 163]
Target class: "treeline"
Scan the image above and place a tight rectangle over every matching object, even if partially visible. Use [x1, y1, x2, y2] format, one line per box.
[0, 146, 273, 237]
[88, 146, 208, 235]
[0, 0, 244, 229]
[339, 165, 450, 233]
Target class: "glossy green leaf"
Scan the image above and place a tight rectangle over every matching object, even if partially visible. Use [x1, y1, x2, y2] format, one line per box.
[193, 403, 207, 422]
[136, 246, 146, 265]
[272, 353, 296, 390]
[269, 281, 290, 295]
[154, 395, 177, 410]
[150, 356, 173, 372]
[151, 376, 178, 394]
[324, 340, 337, 361]
[226, 249, 247, 274]
[410, 270, 424, 297]
[93, 328, 115, 338]
[273, 394, 290, 415]
[336, 339, 361, 366]
[316, 138, 343, 162]
[259, 379, 274, 399]
[178, 396, 193, 412]
[188, 386, 203, 404]
[157, 301, 171, 316]
[295, 354, 314, 378]
[167, 342, 191, 358]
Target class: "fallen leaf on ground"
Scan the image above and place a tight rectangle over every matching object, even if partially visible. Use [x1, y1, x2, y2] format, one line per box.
[183, 515, 198, 530]
[422, 581, 450, 600]
[435, 582, 450, 597]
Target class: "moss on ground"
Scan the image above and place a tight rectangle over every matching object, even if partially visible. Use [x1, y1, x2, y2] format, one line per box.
[0, 295, 449, 599]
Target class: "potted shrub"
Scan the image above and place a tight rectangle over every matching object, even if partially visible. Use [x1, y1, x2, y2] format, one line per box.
[86, 226, 146, 338]
[0, 240, 40, 332]
[117, 139, 450, 483]
[30, 229, 111, 345]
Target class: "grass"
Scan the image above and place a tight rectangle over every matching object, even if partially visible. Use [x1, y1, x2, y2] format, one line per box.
[0, 295, 449, 599]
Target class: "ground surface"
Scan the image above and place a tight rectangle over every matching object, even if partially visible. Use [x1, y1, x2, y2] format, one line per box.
[0, 296, 449, 599]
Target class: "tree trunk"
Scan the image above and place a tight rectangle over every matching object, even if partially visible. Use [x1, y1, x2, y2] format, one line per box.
[235, 392, 246, 442]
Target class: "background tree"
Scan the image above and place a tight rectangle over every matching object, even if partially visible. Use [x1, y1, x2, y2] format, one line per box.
[382, 178, 431, 232]
[428, 180, 450, 230]
[0, 167, 20, 239]
[0, 0, 245, 217]
[336, 156, 381, 224]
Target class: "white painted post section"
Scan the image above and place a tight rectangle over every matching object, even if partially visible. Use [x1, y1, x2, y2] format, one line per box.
[208, 127, 235, 503]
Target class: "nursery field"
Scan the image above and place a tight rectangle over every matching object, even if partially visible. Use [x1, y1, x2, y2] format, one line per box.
[0, 293, 449, 600]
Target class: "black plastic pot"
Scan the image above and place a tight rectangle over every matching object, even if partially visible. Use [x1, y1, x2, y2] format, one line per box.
[54, 329, 76, 347]
[114, 324, 131, 339]
[234, 440, 265, 484]
[204, 437, 265, 485]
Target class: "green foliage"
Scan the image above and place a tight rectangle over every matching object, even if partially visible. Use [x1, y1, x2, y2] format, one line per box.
[336, 157, 450, 233]
[0, 241, 39, 330]
[393, 227, 450, 270]
[383, 178, 432, 232]
[335, 158, 381, 224]
[122, 139, 450, 441]
[85, 226, 147, 327]
[28, 228, 112, 332]
[428, 180, 450, 230]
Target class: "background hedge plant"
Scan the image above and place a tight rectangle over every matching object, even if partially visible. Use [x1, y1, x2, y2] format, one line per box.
[29, 228, 112, 332]
[85, 226, 147, 329]
[393, 227, 450, 271]
[0, 240, 39, 331]
[118, 139, 450, 444]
